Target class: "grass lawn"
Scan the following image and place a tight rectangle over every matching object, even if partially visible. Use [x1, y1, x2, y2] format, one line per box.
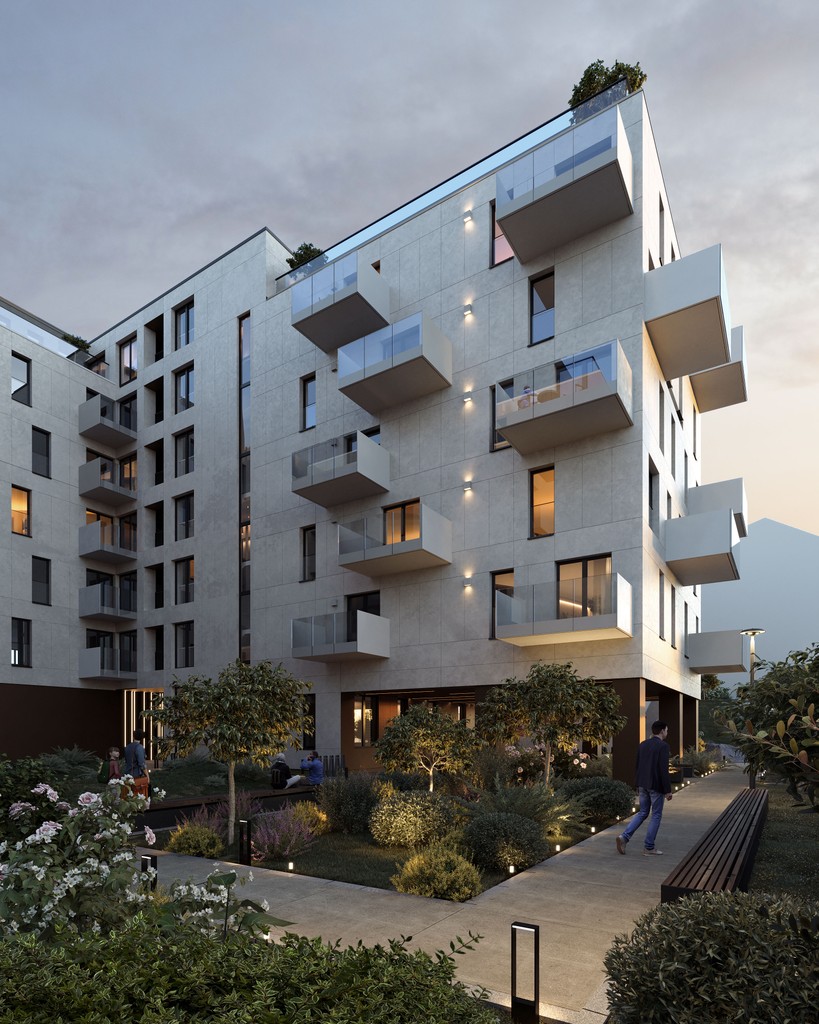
[149, 758, 270, 798]
[750, 779, 819, 900]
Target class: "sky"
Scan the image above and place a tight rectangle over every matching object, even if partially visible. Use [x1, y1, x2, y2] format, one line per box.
[1, 0, 817, 535]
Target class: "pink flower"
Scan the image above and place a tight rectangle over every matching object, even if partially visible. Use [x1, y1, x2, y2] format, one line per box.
[77, 792, 100, 807]
[144, 826, 156, 847]
[8, 801, 34, 818]
[31, 784, 59, 803]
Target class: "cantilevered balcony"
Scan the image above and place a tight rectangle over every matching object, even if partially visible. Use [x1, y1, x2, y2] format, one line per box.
[78, 521, 137, 564]
[291, 610, 390, 661]
[494, 340, 633, 454]
[689, 325, 748, 413]
[78, 394, 137, 447]
[495, 573, 633, 646]
[665, 508, 741, 586]
[337, 313, 452, 414]
[687, 478, 748, 538]
[292, 431, 390, 507]
[78, 582, 137, 622]
[78, 458, 136, 507]
[687, 630, 749, 675]
[290, 252, 391, 353]
[338, 504, 452, 576]
[644, 244, 732, 380]
[495, 104, 633, 263]
[78, 647, 137, 682]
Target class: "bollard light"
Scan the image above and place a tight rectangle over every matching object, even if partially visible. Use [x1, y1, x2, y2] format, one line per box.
[140, 853, 158, 892]
[511, 922, 539, 1024]
[554, 844, 560, 852]
[590, 826, 596, 834]
[238, 819, 252, 866]
[508, 864, 516, 875]
[288, 861, 294, 872]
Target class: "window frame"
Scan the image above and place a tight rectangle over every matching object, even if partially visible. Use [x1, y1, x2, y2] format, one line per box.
[529, 466, 555, 538]
[301, 373, 316, 431]
[32, 556, 51, 606]
[175, 428, 195, 477]
[11, 353, 31, 405]
[31, 427, 51, 478]
[383, 499, 421, 544]
[174, 492, 194, 541]
[175, 620, 195, 668]
[530, 271, 555, 346]
[175, 300, 195, 350]
[118, 336, 137, 386]
[490, 200, 514, 267]
[174, 365, 195, 414]
[174, 556, 195, 605]
[11, 485, 31, 537]
[301, 524, 316, 582]
[11, 617, 32, 667]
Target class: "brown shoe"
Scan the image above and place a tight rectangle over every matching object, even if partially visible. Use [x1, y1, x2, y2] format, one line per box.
[643, 848, 663, 856]
[616, 836, 627, 855]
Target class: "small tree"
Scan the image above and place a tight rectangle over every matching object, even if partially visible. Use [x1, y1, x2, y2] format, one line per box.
[145, 661, 311, 843]
[286, 242, 325, 271]
[477, 662, 626, 786]
[569, 59, 646, 109]
[375, 704, 481, 791]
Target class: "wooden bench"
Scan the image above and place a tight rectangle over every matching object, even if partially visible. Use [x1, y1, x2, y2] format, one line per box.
[660, 788, 768, 903]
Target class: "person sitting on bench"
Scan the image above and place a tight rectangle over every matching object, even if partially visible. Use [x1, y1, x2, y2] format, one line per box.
[299, 751, 325, 786]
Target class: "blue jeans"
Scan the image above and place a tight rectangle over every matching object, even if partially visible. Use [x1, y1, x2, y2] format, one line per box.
[620, 788, 665, 850]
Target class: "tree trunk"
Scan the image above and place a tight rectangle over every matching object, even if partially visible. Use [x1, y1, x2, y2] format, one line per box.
[543, 743, 552, 787]
[227, 760, 236, 846]
[428, 767, 434, 792]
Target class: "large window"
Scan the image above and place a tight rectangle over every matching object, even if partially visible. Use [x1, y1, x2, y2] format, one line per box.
[119, 336, 137, 386]
[11, 353, 30, 405]
[490, 201, 514, 266]
[491, 568, 514, 639]
[301, 373, 316, 430]
[32, 427, 50, 478]
[558, 556, 612, 619]
[346, 591, 380, 642]
[353, 694, 378, 746]
[175, 621, 195, 668]
[11, 618, 31, 667]
[175, 429, 195, 476]
[32, 557, 51, 605]
[175, 365, 195, 413]
[175, 557, 195, 604]
[301, 525, 316, 581]
[11, 486, 30, 536]
[175, 300, 195, 350]
[530, 272, 555, 345]
[384, 500, 420, 544]
[530, 467, 555, 537]
[175, 493, 194, 540]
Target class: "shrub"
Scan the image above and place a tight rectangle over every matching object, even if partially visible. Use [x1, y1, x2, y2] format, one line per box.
[468, 781, 588, 838]
[555, 777, 635, 824]
[0, 922, 497, 1024]
[0, 757, 64, 837]
[251, 805, 317, 861]
[291, 799, 329, 836]
[605, 891, 819, 1023]
[392, 845, 482, 902]
[370, 791, 456, 848]
[166, 822, 224, 858]
[208, 791, 265, 842]
[376, 770, 427, 793]
[465, 746, 517, 790]
[233, 760, 270, 786]
[318, 772, 379, 833]
[462, 812, 548, 871]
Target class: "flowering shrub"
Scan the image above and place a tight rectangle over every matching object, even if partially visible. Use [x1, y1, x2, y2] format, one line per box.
[0, 778, 153, 939]
[251, 805, 317, 861]
[167, 822, 224, 858]
[208, 792, 265, 843]
[505, 745, 548, 785]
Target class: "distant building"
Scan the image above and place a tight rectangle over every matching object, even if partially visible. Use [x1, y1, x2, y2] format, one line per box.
[1, 81, 751, 781]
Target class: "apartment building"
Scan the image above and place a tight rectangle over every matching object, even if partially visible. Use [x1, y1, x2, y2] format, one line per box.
[1, 81, 750, 780]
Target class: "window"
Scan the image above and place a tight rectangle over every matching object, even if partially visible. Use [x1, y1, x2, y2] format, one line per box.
[119, 394, 137, 431]
[530, 468, 555, 537]
[491, 381, 512, 451]
[32, 428, 50, 478]
[530, 272, 555, 345]
[11, 353, 30, 405]
[239, 313, 251, 451]
[384, 500, 420, 544]
[684, 603, 689, 657]
[86, 354, 108, 377]
[491, 201, 514, 266]
[148, 564, 164, 609]
[147, 500, 164, 547]
[558, 556, 612, 619]
[346, 591, 380, 642]
[175, 366, 195, 412]
[301, 525, 316, 581]
[119, 453, 137, 492]
[119, 336, 137, 386]
[301, 374, 316, 430]
[659, 384, 665, 453]
[11, 618, 31, 667]
[32, 557, 50, 605]
[692, 407, 698, 458]
[175, 300, 195, 350]
[11, 486, 30, 536]
[150, 624, 165, 671]
[344, 426, 381, 451]
[353, 695, 378, 746]
[120, 630, 137, 672]
[670, 585, 677, 649]
[175, 621, 195, 668]
[659, 196, 665, 265]
[648, 459, 660, 534]
[659, 570, 665, 640]
[175, 429, 195, 476]
[119, 512, 137, 552]
[146, 313, 164, 364]
[302, 693, 316, 750]
[175, 557, 195, 604]
[670, 418, 677, 479]
[175, 493, 194, 540]
[684, 451, 689, 492]
[491, 569, 515, 639]
[119, 571, 137, 613]
[146, 377, 164, 425]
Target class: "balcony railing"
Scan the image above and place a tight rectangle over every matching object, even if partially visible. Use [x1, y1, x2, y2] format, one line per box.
[687, 630, 749, 675]
[494, 339, 633, 453]
[78, 394, 137, 447]
[78, 582, 138, 621]
[292, 431, 390, 507]
[78, 458, 137, 507]
[78, 646, 137, 680]
[291, 609, 390, 661]
[337, 505, 452, 576]
[495, 573, 633, 646]
[290, 252, 391, 353]
[689, 325, 748, 413]
[337, 313, 452, 414]
[495, 103, 633, 262]
[78, 520, 137, 564]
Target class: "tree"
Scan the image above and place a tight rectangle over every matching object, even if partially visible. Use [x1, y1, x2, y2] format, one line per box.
[700, 674, 723, 698]
[145, 661, 311, 843]
[286, 242, 325, 272]
[569, 59, 647, 109]
[476, 662, 626, 786]
[375, 704, 481, 791]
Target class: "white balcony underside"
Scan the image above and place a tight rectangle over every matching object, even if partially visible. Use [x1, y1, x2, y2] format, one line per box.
[496, 616, 631, 646]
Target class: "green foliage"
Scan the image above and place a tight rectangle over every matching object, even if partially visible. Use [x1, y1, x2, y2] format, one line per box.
[466, 780, 588, 839]
[0, 921, 496, 1023]
[233, 759, 272, 785]
[377, 769, 428, 793]
[392, 845, 482, 902]
[252, 805, 317, 861]
[699, 673, 723, 697]
[465, 745, 518, 789]
[0, 756, 65, 837]
[555, 777, 636, 824]
[375, 703, 482, 791]
[370, 791, 456, 848]
[291, 799, 330, 836]
[477, 662, 625, 785]
[208, 791, 265, 842]
[167, 821, 225, 858]
[285, 241, 325, 271]
[676, 745, 720, 776]
[751, 782, 819, 900]
[605, 891, 819, 1023]
[145, 660, 311, 843]
[462, 812, 548, 871]
[318, 772, 380, 833]
[569, 59, 646, 108]
[62, 332, 91, 352]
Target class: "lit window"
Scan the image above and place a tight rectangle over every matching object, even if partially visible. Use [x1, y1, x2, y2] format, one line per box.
[558, 556, 612, 619]
[530, 468, 555, 537]
[384, 500, 420, 544]
[11, 486, 30, 536]
[491, 201, 513, 266]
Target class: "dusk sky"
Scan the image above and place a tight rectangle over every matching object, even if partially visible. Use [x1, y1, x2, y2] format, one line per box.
[2, 1, 817, 535]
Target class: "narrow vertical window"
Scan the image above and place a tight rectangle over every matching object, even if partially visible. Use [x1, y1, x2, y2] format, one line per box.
[491, 201, 513, 266]
[11, 618, 31, 667]
[491, 569, 515, 639]
[175, 621, 195, 668]
[175, 557, 195, 604]
[32, 428, 51, 478]
[32, 557, 51, 605]
[659, 570, 665, 640]
[301, 525, 316, 581]
[175, 366, 194, 412]
[659, 196, 665, 265]
[530, 272, 555, 345]
[670, 585, 677, 648]
[119, 453, 137, 492]
[301, 373, 316, 430]
[11, 486, 31, 536]
[491, 381, 512, 451]
[670, 418, 677, 479]
[683, 603, 689, 657]
[692, 406, 698, 458]
[119, 336, 137, 386]
[530, 467, 555, 537]
[175, 493, 194, 540]
[659, 384, 665, 453]
[648, 459, 660, 535]
[175, 429, 195, 476]
[11, 353, 31, 405]
[175, 300, 195, 349]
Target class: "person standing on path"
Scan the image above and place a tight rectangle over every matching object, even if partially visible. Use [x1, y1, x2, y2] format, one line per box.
[124, 729, 150, 798]
[616, 720, 672, 856]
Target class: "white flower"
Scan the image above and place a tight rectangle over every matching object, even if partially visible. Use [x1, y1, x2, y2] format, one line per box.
[144, 826, 156, 846]
[77, 792, 101, 808]
[31, 783, 60, 802]
[8, 801, 35, 818]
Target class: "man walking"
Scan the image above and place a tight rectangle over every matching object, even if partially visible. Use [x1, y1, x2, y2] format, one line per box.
[616, 720, 672, 856]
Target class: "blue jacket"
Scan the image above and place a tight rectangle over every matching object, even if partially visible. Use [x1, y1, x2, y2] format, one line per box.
[300, 756, 324, 785]
[634, 736, 671, 794]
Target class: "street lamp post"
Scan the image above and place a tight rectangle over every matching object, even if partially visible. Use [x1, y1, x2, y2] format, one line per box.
[740, 628, 766, 788]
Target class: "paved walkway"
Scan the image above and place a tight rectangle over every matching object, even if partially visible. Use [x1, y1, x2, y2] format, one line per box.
[147, 766, 746, 1023]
